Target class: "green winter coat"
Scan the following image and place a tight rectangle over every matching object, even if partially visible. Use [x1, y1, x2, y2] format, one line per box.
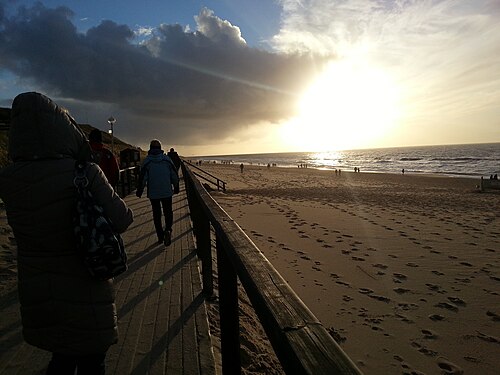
[0, 92, 133, 355]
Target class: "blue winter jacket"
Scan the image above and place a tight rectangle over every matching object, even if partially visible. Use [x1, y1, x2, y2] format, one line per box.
[139, 151, 179, 199]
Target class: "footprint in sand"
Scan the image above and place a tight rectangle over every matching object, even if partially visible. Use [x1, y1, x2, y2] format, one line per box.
[428, 314, 445, 321]
[447, 296, 466, 306]
[393, 287, 411, 294]
[422, 329, 438, 339]
[436, 357, 464, 375]
[411, 342, 438, 356]
[336, 280, 351, 287]
[476, 331, 500, 344]
[432, 270, 445, 276]
[351, 256, 366, 262]
[434, 301, 459, 312]
[426, 283, 446, 294]
[358, 288, 373, 295]
[395, 313, 414, 324]
[369, 294, 391, 303]
[486, 311, 500, 322]
[392, 273, 408, 283]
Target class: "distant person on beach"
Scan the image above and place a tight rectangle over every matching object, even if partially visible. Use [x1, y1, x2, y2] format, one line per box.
[88, 128, 120, 187]
[402, 168, 405, 174]
[167, 147, 181, 172]
[136, 139, 179, 246]
[0, 92, 133, 375]
[240, 163, 244, 173]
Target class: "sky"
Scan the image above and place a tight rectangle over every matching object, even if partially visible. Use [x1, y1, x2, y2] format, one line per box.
[0, 0, 499, 156]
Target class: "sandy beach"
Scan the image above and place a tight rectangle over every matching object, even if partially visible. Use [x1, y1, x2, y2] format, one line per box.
[1, 164, 499, 374]
[200, 163, 500, 375]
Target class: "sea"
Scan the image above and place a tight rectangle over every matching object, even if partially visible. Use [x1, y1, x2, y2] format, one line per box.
[194, 143, 500, 178]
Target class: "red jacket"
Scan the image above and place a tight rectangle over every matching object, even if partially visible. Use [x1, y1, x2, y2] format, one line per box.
[90, 142, 120, 186]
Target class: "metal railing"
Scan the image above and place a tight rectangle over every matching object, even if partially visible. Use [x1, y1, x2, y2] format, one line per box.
[182, 159, 226, 191]
[182, 161, 362, 375]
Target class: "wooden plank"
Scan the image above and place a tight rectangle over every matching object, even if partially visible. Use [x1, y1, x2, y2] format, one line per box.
[147, 248, 173, 375]
[166, 243, 183, 374]
[109, 194, 165, 374]
[0, 174, 215, 375]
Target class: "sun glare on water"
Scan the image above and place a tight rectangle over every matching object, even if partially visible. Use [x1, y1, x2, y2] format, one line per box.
[281, 59, 401, 151]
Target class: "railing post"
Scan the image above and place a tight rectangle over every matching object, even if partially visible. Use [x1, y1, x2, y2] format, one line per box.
[184, 166, 214, 297]
[216, 235, 241, 375]
[198, 214, 213, 297]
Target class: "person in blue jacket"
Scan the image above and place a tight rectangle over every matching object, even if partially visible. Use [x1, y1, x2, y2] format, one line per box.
[136, 139, 179, 246]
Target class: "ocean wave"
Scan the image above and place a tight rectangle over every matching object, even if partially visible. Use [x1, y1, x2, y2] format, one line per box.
[431, 157, 483, 161]
[400, 158, 423, 161]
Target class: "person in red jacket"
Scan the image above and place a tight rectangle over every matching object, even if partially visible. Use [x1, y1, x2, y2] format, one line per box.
[89, 129, 120, 187]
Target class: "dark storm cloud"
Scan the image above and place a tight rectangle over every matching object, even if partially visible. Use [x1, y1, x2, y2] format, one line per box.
[0, 3, 327, 144]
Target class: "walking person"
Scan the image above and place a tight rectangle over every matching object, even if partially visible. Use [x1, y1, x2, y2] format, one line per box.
[136, 139, 179, 245]
[167, 147, 181, 173]
[0, 92, 133, 375]
[88, 128, 120, 187]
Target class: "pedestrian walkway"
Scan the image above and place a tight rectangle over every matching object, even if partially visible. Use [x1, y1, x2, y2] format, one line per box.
[0, 176, 216, 375]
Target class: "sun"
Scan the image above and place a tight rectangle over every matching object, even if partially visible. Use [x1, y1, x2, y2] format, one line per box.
[281, 59, 401, 151]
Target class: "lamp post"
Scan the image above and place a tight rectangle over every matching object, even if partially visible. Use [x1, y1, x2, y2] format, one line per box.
[107, 116, 116, 155]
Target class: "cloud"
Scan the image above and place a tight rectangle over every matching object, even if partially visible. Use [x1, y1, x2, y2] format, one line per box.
[274, 0, 500, 130]
[0, 3, 326, 148]
[134, 25, 154, 38]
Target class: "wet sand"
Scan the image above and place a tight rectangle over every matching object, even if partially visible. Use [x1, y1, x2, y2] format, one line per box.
[1, 165, 499, 374]
[201, 163, 500, 375]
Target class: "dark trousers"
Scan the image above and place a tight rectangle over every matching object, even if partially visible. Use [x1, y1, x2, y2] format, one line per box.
[46, 352, 106, 375]
[150, 197, 173, 239]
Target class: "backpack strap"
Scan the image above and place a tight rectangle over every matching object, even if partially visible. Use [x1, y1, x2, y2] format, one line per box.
[74, 161, 89, 188]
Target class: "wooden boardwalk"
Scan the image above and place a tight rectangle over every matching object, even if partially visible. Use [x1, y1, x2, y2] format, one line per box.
[0, 177, 216, 375]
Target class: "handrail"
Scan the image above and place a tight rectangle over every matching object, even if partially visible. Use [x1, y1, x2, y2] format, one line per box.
[182, 161, 362, 375]
[182, 158, 226, 191]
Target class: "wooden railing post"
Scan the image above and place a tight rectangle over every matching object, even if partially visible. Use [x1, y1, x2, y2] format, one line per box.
[184, 164, 214, 297]
[198, 214, 213, 297]
[216, 235, 241, 375]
